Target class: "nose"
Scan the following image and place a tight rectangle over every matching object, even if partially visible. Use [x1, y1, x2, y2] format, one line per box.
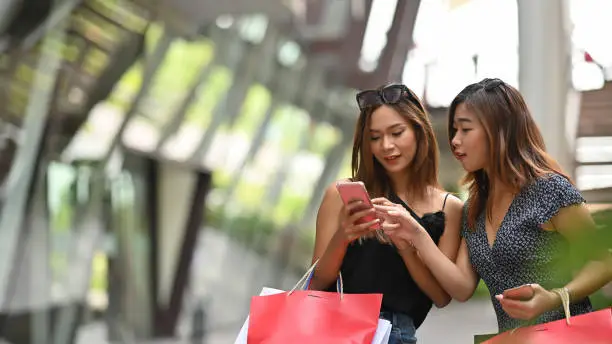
[451, 132, 461, 150]
[382, 135, 394, 151]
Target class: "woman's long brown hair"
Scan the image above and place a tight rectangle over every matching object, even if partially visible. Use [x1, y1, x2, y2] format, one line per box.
[351, 85, 441, 199]
[447, 78, 570, 229]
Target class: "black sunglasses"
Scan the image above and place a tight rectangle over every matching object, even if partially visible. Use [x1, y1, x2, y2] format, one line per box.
[356, 84, 424, 112]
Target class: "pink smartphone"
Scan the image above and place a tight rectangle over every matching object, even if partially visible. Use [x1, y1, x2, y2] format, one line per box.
[503, 284, 535, 301]
[335, 181, 378, 226]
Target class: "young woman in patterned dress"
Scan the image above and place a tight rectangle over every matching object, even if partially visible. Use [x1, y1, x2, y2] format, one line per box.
[374, 78, 612, 332]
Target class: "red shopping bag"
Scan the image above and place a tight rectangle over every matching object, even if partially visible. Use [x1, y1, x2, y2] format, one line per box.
[246, 261, 383, 344]
[483, 308, 612, 344]
[247, 289, 383, 344]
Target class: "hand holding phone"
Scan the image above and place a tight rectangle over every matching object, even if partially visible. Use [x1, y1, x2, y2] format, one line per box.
[336, 181, 376, 221]
[335, 181, 380, 237]
[502, 284, 535, 301]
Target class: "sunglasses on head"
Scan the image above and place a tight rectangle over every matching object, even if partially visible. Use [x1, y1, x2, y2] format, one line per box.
[356, 84, 424, 112]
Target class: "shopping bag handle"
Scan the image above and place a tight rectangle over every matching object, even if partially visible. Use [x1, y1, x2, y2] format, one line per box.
[551, 286, 571, 325]
[288, 259, 344, 299]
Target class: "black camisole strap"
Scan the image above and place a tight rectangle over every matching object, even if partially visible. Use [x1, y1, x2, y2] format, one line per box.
[442, 193, 451, 211]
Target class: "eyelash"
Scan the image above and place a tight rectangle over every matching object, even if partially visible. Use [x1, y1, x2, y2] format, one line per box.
[370, 130, 404, 141]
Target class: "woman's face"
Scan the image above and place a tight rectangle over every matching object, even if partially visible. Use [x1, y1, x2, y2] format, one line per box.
[369, 105, 417, 177]
[451, 103, 489, 172]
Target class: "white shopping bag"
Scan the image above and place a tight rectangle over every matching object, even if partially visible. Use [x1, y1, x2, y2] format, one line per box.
[234, 287, 392, 344]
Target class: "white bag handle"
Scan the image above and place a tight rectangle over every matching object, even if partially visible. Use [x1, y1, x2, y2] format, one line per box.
[288, 259, 344, 299]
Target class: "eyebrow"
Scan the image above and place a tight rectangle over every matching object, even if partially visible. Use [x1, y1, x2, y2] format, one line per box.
[370, 123, 405, 132]
[454, 117, 472, 124]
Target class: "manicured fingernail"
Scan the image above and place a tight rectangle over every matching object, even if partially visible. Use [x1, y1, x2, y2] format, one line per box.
[495, 294, 503, 300]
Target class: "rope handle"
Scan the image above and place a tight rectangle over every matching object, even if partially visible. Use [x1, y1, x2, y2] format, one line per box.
[551, 287, 571, 325]
[288, 259, 344, 299]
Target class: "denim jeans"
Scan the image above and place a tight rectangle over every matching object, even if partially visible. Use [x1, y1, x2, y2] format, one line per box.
[380, 311, 416, 344]
[379, 311, 417, 344]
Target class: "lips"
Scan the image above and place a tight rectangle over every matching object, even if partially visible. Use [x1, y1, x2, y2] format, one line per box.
[384, 155, 400, 161]
[454, 152, 467, 161]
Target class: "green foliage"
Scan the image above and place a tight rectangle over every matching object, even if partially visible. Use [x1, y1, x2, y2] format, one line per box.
[146, 36, 215, 124]
[211, 169, 233, 189]
[234, 179, 267, 210]
[271, 190, 309, 225]
[207, 205, 277, 254]
[106, 25, 217, 121]
[234, 84, 272, 136]
[90, 252, 108, 292]
[107, 61, 143, 109]
[338, 148, 354, 180]
[309, 123, 341, 155]
[473, 280, 491, 299]
[184, 66, 233, 127]
[266, 106, 310, 153]
[589, 210, 612, 309]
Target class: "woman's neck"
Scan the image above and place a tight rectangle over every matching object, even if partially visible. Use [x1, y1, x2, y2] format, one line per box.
[489, 177, 515, 201]
[389, 170, 409, 194]
[389, 171, 426, 201]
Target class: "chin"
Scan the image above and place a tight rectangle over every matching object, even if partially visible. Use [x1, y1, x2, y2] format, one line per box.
[461, 162, 484, 173]
[384, 163, 410, 174]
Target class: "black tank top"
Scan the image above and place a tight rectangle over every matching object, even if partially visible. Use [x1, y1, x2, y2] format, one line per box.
[327, 192, 450, 328]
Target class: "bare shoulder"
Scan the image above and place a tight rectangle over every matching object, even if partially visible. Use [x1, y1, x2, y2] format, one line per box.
[434, 188, 463, 211]
[445, 193, 464, 211]
[320, 180, 346, 209]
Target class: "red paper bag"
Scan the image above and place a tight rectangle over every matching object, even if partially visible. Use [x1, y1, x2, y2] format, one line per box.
[247, 289, 383, 344]
[483, 308, 612, 344]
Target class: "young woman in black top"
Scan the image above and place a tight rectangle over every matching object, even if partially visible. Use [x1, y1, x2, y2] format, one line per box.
[308, 84, 463, 343]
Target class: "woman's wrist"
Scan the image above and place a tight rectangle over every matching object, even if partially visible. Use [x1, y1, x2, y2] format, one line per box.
[411, 225, 432, 249]
[546, 289, 563, 310]
[398, 243, 417, 256]
[332, 226, 351, 247]
[549, 287, 570, 309]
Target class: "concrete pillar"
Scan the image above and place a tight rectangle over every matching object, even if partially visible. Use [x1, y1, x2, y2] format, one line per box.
[28, 166, 50, 344]
[0, 12, 66, 306]
[517, 0, 577, 177]
[156, 164, 199, 309]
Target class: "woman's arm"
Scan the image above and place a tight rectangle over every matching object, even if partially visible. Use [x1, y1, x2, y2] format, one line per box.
[378, 203, 480, 302]
[498, 204, 612, 319]
[416, 235, 480, 302]
[394, 195, 463, 307]
[397, 249, 450, 307]
[309, 182, 379, 290]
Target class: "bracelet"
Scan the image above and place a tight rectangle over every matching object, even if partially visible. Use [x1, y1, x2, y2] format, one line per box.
[550, 287, 571, 325]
